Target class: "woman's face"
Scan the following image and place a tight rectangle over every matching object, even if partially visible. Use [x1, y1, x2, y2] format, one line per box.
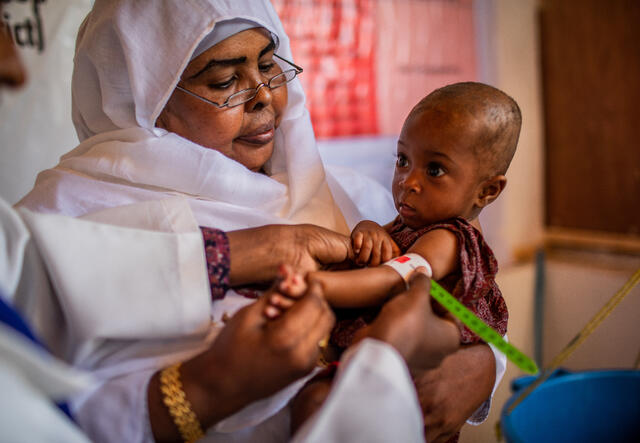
[157, 28, 287, 172]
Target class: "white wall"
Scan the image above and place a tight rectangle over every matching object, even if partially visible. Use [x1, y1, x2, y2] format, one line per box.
[542, 255, 640, 370]
[462, 0, 544, 441]
[0, 0, 92, 204]
[476, 0, 545, 267]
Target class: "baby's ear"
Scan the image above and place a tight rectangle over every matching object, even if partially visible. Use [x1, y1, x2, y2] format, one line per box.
[475, 175, 506, 209]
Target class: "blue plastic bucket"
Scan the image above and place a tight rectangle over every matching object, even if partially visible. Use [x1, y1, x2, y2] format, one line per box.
[501, 369, 640, 442]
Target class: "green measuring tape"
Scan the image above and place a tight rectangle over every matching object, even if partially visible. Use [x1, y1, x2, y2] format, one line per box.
[430, 280, 539, 375]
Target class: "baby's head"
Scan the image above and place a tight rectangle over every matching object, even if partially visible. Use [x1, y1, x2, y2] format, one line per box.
[393, 82, 521, 229]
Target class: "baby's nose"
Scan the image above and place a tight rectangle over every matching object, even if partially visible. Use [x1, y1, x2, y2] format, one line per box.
[401, 173, 421, 192]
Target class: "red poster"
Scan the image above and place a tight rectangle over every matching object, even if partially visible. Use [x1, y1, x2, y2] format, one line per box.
[273, 0, 477, 138]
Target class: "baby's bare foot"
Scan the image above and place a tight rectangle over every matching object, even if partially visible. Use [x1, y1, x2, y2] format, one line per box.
[264, 264, 308, 319]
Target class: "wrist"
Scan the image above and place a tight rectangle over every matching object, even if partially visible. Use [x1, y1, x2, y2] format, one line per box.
[228, 225, 289, 285]
[179, 352, 253, 428]
[148, 356, 254, 442]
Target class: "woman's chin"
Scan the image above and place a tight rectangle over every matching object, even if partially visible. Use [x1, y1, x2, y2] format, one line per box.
[232, 141, 274, 172]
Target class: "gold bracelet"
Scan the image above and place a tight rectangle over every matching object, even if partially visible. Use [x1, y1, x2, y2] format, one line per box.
[159, 363, 205, 443]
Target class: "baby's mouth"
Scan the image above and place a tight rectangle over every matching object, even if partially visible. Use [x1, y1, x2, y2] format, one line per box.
[398, 202, 417, 217]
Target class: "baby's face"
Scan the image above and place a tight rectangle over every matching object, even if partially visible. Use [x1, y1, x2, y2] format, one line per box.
[392, 108, 484, 229]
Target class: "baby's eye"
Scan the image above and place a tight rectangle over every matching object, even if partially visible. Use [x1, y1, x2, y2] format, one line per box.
[426, 162, 445, 177]
[396, 154, 409, 168]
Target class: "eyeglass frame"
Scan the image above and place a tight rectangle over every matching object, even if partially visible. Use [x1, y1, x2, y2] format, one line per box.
[175, 53, 303, 109]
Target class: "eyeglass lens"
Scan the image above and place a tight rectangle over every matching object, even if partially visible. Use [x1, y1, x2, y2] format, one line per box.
[225, 69, 298, 107]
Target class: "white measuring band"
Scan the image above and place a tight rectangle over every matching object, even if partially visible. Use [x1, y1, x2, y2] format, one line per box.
[383, 253, 433, 286]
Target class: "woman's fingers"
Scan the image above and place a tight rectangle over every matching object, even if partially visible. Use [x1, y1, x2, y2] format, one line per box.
[352, 231, 363, 254]
[270, 293, 295, 309]
[356, 236, 373, 265]
[263, 264, 309, 320]
[304, 225, 353, 268]
[273, 280, 333, 339]
[369, 240, 382, 266]
[276, 264, 307, 298]
[267, 280, 335, 373]
[380, 239, 393, 263]
[391, 239, 401, 258]
[264, 304, 282, 319]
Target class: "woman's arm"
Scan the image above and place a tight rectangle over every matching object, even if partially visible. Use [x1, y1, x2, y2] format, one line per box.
[412, 343, 496, 443]
[148, 281, 335, 442]
[227, 224, 352, 286]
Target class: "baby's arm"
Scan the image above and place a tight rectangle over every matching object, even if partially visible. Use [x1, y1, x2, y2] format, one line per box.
[310, 228, 459, 308]
[351, 220, 400, 266]
[308, 265, 407, 308]
[406, 228, 459, 281]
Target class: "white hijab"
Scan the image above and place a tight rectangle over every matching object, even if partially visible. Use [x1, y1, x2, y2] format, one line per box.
[16, 0, 364, 233]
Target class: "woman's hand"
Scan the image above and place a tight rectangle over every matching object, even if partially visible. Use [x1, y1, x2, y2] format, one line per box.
[227, 224, 352, 285]
[412, 343, 496, 442]
[361, 269, 494, 442]
[148, 277, 335, 442]
[359, 269, 459, 370]
[351, 220, 400, 267]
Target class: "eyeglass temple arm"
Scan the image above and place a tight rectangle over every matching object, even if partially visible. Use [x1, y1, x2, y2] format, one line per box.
[274, 53, 303, 73]
[174, 85, 225, 108]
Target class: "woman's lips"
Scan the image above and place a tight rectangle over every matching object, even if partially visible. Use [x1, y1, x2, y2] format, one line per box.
[235, 124, 275, 145]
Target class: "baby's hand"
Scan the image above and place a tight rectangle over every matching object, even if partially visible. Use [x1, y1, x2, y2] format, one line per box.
[351, 220, 401, 267]
[263, 264, 307, 319]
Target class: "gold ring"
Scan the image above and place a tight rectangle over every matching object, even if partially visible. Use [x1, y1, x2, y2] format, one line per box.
[318, 335, 329, 350]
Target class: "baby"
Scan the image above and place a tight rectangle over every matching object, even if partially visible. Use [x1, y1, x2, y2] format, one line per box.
[266, 81, 521, 432]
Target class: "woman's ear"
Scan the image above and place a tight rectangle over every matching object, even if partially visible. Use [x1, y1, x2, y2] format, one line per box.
[475, 175, 507, 209]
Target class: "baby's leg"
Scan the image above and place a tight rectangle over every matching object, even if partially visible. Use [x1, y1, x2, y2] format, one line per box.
[263, 264, 307, 319]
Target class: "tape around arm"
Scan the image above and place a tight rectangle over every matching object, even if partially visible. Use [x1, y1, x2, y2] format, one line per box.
[382, 253, 433, 287]
[384, 254, 538, 375]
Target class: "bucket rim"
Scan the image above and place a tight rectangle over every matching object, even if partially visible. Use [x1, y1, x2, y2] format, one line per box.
[500, 369, 640, 443]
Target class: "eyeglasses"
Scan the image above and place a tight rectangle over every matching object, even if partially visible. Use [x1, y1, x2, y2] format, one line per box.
[175, 54, 303, 109]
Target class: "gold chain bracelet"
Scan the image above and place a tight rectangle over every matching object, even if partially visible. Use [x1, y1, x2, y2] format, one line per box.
[159, 363, 205, 443]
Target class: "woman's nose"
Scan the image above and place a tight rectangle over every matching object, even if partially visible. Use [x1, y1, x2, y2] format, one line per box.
[246, 81, 273, 111]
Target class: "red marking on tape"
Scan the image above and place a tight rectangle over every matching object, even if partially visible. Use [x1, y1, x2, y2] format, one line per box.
[394, 256, 410, 263]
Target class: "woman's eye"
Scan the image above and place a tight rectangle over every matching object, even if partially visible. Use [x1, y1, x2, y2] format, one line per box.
[396, 154, 409, 168]
[426, 162, 445, 177]
[259, 62, 277, 73]
[208, 77, 235, 90]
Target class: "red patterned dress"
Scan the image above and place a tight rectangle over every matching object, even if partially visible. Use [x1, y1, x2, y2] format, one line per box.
[331, 216, 508, 348]
[388, 216, 508, 343]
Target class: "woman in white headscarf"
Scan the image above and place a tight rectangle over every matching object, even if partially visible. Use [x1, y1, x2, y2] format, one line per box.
[17, 0, 381, 231]
[16, 0, 502, 441]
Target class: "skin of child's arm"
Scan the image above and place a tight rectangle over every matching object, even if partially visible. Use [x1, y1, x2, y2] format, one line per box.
[404, 228, 460, 281]
[308, 228, 459, 307]
[308, 266, 407, 308]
